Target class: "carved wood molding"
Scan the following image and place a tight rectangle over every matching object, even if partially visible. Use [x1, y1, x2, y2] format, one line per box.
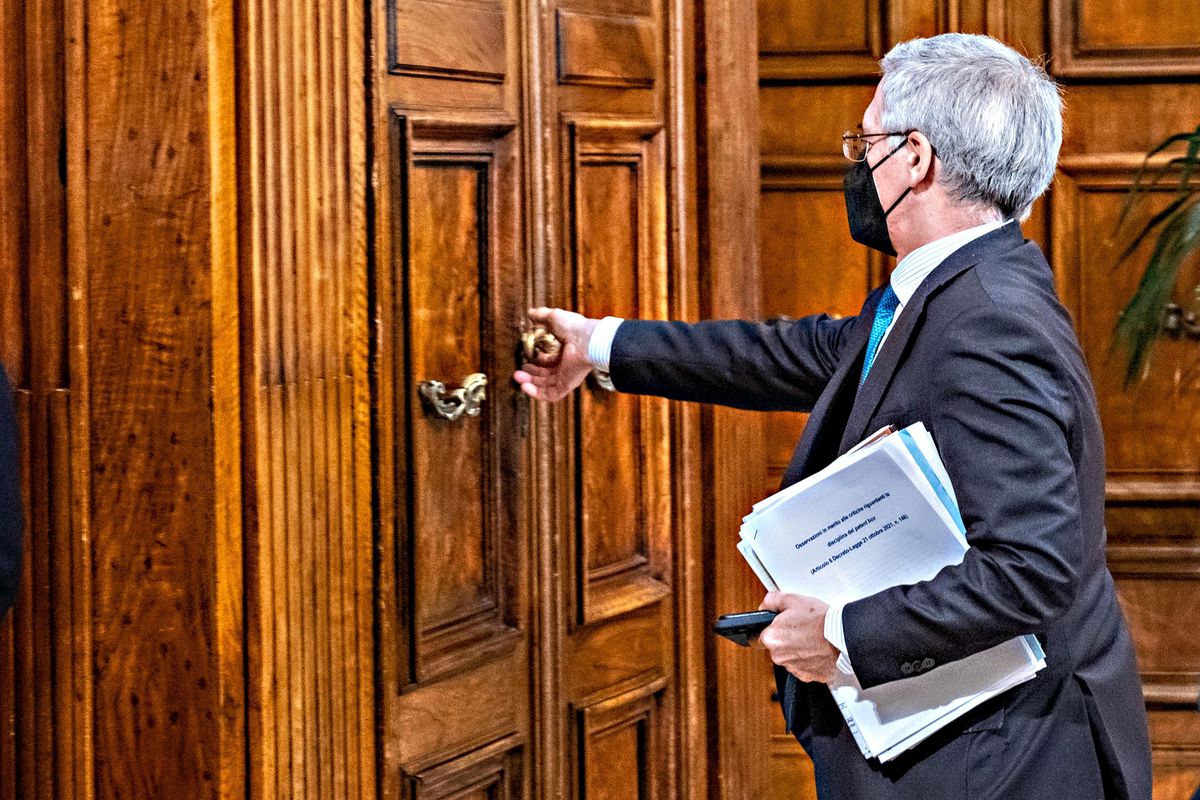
[388, 0, 508, 83]
[1151, 741, 1200, 768]
[758, 0, 883, 81]
[389, 110, 524, 687]
[1057, 152, 1183, 182]
[401, 733, 524, 800]
[1048, 0, 1200, 78]
[1108, 543, 1200, 578]
[1105, 478, 1200, 504]
[556, 9, 657, 89]
[561, 113, 673, 630]
[239, 5, 376, 794]
[402, 110, 520, 141]
[63, 0, 97, 795]
[761, 154, 848, 188]
[1141, 672, 1200, 712]
[0, 18, 88, 792]
[570, 672, 667, 800]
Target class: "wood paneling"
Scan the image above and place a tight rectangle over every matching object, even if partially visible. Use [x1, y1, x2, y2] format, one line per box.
[540, 1, 700, 800]
[759, 166, 883, 484]
[1049, 0, 1200, 78]
[4, 0, 701, 796]
[79, 0, 244, 795]
[567, 117, 671, 628]
[371, 0, 536, 791]
[759, 86, 878, 157]
[393, 114, 524, 686]
[697, 4, 770, 800]
[0, 0, 89, 797]
[758, 0, 882, 80]
[548, 10, 691, 796]
[752, 8, 893, 795]
[1053, 158, 1200, 496]
[238, 2, 374, 798]
[1053, 154, 1200, 796]
[556, 10, 657, 89]
[1061, 84, 1200, 156]
[390, 0, 507, 82]
[572, 675, 667, 800]
[374, 0, 702, 798]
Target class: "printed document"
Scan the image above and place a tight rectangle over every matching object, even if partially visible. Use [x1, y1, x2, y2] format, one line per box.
[739, 422, 1045, 762]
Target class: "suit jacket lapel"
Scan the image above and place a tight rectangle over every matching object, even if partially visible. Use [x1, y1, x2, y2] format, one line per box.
[837, 223, 1026, 453]
[778, 291, 880, 488]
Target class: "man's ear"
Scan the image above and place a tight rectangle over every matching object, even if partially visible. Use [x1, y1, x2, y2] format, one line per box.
[906, 131, 935, 188]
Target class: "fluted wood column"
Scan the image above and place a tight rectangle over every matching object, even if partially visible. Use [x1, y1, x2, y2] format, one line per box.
[237, 2, 374, 798]
[1, 0, 374, 797]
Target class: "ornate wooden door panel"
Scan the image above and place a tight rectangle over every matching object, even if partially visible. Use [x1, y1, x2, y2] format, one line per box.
[372, 1, 700, 799]
[541, 2, 702, 798]
[392, 113, 526, 688]
[558, 112, 674, 800]
[371, 0, 533, 796]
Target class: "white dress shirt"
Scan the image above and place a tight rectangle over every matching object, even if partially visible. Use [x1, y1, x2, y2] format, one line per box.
[587, 218, 1012, 672]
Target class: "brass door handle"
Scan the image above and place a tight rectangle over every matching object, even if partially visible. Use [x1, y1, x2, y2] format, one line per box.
[521, 326, 561, 362]
[417, 372, 487, 421]
[519, 325, 615, 391]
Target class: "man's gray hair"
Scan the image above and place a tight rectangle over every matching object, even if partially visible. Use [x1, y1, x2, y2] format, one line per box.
[880, 33, 1062, 222]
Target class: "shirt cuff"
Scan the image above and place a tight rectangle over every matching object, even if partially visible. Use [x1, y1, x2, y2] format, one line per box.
[823, 603, 855, 675]
[587, 316, 624, 372]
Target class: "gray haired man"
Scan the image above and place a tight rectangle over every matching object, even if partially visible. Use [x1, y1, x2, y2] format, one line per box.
[517, 33, 1152, 800]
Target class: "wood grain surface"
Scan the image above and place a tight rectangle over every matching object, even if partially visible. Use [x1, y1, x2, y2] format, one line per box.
[238, 1, 373, 797]
[0, 1, 1193, 798]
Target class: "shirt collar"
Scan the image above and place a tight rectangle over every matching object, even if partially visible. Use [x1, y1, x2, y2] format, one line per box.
[890, 219, 1012, 307]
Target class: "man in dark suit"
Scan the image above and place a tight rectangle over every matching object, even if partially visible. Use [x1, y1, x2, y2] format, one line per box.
[515, 32, 1151, 800]
[0, 364, 21, 619]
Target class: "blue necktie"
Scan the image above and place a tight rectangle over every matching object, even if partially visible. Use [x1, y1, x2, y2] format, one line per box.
[859, 286, 899, 386]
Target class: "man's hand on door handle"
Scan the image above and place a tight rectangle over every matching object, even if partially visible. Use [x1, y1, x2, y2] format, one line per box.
[513, 307, 598, 402]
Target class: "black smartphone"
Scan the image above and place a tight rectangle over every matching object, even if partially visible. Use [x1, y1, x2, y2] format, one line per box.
[712, 610, 778, 647]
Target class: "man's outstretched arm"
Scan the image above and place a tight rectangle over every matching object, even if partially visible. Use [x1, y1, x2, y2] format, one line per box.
[514, 306, 862, 412]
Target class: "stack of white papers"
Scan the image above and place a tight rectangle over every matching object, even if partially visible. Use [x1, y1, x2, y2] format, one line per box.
[740, 422, 1044, 762]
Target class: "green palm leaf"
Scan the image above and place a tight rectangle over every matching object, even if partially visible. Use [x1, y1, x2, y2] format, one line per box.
[1113, 125, 1200, 386]
[1114, 193, 1200, 384]
[1117, 126, 1200, 229]
[1115, 191, 1193, 265]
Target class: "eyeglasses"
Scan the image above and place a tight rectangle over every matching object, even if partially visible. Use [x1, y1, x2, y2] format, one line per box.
[841, 129, 914, 162]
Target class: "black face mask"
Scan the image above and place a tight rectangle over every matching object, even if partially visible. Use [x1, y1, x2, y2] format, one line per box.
[843, 141, 912, 257]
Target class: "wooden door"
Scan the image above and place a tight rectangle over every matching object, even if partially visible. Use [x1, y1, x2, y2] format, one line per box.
[369, 2, 704, 799]
[370, 0, 534, 795]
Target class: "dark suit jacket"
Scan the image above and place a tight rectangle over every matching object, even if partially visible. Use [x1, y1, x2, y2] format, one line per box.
[608, 224, 1152, 799]
[0, 365, 21, 618]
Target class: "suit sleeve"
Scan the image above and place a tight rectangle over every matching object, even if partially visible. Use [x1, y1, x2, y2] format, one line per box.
[841, 302, 1080, 689]
[0, 366, 22, 619]
[608, 314, 862, 412]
